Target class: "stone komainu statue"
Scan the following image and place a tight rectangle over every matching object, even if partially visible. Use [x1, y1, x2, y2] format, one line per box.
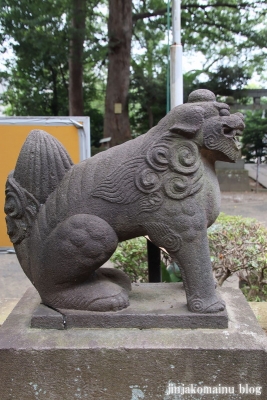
[4, 90, 245, 313]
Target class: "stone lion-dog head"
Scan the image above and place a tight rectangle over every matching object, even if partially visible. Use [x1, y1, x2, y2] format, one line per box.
[160, 89, 244, 164]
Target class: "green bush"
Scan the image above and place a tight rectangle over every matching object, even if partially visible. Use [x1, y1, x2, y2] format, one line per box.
[111, 214, 267, 301]
[110, 237, 182, 283]
[111, 237, 148, 282]
[209, 213, 267, 301]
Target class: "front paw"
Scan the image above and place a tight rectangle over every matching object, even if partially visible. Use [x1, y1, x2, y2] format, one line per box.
[187, 296, 225, 313]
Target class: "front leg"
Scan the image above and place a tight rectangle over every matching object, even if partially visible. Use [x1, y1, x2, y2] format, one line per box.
[144, 221, 225, 313]
[173, 229, 225, 313]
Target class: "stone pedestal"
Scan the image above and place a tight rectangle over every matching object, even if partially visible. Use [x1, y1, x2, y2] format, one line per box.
[0, 286, 267, 399]
[215, 160, 251, 192]
[31, 283, 228, 329]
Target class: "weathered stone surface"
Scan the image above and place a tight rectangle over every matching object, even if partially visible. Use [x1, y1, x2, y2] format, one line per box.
[31, 303, 64, 330]
[249, 302, 267, 331]
[4, 89, 245, 314]
[216, 159, 250, 192]
[216, 170, 250, 192]
[0, 287, 267, 399]
[216, 159, 246, 170]
[31, 284, 228, 329]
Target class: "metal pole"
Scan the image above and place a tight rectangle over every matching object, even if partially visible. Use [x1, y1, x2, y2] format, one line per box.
[147, 240, 161, 282]
[166, 0, 171, 113]
[170, 0, 183, 108]
[148, 1, 183, 282]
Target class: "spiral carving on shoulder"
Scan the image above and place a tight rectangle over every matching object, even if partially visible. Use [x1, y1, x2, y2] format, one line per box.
[135, 167, 162, 194]
[164, 175, 191, 200]
[169, 142, 200, 174]
[146, 144, 169, 171]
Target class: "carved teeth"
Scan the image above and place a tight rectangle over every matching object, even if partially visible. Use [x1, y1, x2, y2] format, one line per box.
[233, 136, 242, 150]
[223, 126, 244, 138]
[235, 129, 243, 136]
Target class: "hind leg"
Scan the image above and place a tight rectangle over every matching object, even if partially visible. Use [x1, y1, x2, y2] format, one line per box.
[33, 214, 131, 311]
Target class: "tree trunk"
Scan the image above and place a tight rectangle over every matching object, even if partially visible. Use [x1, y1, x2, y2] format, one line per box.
[104, 0, 132, 147]
[147, 105, 154, 129]
[68, 0, 86, 116]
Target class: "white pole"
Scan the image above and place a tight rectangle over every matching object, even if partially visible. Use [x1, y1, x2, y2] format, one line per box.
[170, 0, 183, 109]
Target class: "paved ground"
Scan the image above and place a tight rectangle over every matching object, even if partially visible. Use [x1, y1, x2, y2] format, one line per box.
[245, 164, 267, 189]
[0, 253, 32, 324]
[0, 191, 266, 324]
[221, 191, 267, 227]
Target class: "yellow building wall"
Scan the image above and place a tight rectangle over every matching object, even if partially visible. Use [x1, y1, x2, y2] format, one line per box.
[1, 125, 80, 247]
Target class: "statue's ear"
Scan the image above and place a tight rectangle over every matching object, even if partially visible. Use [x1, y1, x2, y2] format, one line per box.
[169, 105, 204, 138]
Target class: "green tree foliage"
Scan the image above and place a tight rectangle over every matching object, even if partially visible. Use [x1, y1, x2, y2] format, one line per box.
[130, 0, 267, 136]
[130, 0, 168, 134]
[184, 65, 252, 100]
[181, 0, 267, 101]
[0, 0, 106, 145]
[241, 110, 267, 163]
[182, 1, 266, 60]
[0, 0, 69, 115]
[1, 0, 267, 143]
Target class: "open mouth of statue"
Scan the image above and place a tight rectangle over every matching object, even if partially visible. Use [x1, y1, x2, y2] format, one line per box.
[223, 125, 244, 150]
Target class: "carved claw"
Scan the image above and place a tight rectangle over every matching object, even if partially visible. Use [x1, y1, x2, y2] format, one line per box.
[187, 296, 225, 314]
[42, 268, 131, 312]
[87, 288, 130, 312]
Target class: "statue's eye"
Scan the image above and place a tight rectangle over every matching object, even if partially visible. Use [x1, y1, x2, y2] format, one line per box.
[220, 109, 230, 116]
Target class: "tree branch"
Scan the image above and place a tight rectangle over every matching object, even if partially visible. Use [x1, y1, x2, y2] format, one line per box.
[202, 11, 242, 35]
[203, 57, 221, 71]
[183, 2, 253, 10]
[133, 8, 167, 23]
[133, 2, 258, 23]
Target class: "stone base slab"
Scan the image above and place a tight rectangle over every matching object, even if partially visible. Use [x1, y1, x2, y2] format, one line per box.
[0, 287, 267, 399]
[31, 283, 228, 329]
[249, 302, 267, 331]
[216, 169, 250, 192]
